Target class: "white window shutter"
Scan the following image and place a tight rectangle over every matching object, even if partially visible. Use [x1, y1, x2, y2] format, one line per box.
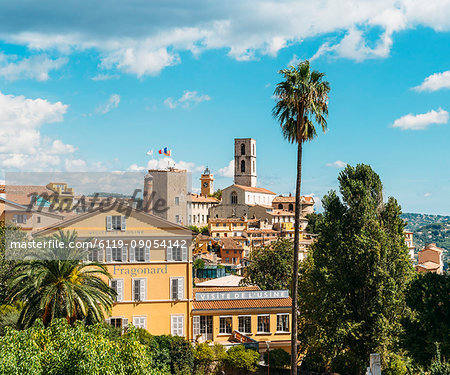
[122, 318, 128, 331]
[105, 318, 111, 325]
[182, 246, 188, 261]
[117, 279, 124, 301]
[171, 316, 176, 335]
[144, 247, 150, 262]
[193, 316, 200, 336]
[98, 249, 104, 263]
[129, 247, 135, 262]
[106, 216, 112, 231]
[139, 279, 146, 301]
[121, 216, 126, 231]
[122, 247, 128, 262]
[179, 316, 184, 336]
[166, 246, 173, 262]
[106, 247, 112, 262]
[178, 278, 184, 300]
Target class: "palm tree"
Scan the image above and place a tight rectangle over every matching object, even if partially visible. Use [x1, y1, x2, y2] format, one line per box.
[273, 60, 330, 373]
[8, 230, 116, 328]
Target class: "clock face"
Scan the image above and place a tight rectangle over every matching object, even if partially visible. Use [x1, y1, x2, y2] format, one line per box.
[203, 182, 209, 188]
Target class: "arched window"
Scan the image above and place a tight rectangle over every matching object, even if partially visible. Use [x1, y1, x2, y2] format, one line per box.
[288, 203, 294, 211]
[241, 143, 245, 155]
[231, 191, 238, 205]
[252, 144, 255, 155]
[241, 160, 245, 172]
[278, 203, 283, 209]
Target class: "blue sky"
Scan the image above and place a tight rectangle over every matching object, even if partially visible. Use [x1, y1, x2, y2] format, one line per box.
[0, 1, 449, 215]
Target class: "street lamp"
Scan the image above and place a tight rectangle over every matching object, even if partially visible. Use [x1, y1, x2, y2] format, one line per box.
[266, 341, 270, 375]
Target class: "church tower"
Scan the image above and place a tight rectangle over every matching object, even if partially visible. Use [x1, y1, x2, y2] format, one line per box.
[200, 167, 214, 197]
[234, 138, 256, 187]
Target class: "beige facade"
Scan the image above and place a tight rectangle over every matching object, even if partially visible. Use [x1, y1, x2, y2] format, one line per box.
[416, 243, 444, 274]
[188, 194, 219, 226]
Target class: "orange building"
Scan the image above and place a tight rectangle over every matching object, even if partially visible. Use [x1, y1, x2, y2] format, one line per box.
[416, 243, 444, 274]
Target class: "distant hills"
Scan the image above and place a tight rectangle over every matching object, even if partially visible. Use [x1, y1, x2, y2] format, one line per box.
[402, 213, 449, 254]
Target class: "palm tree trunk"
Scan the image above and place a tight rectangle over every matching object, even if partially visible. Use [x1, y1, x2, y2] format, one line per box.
[291, 141, 303, 375]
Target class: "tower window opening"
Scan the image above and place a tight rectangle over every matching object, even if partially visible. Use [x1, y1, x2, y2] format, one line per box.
[241, 143, 245, 155]
[241, 160, 245, 173]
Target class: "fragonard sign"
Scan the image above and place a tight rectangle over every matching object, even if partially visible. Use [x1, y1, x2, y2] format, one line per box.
[196, 290, 289, 301]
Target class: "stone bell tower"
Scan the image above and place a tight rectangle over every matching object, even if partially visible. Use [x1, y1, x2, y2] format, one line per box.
[200, 167, 214, 197]
[234, 138, 256, 187]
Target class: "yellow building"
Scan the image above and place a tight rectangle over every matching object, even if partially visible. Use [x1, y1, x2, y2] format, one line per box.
[192, 285, 292, 353]
[208, 217, 248, 238]
[34, 204, 194, 337]
[45, 182, 75, 210]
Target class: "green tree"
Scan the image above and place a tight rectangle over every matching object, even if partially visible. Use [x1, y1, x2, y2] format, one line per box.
[402, 273, 450, 367]
[0, 318, 165, 375]
[224, 345, 260, 374]
[273, 60, 330, 374]
[242, 239, 293, 290]
[8, 230, 116, 328]
[297, 164, 414, 373]
[264, 348, 291, 369]
[209, 189, 222, 201]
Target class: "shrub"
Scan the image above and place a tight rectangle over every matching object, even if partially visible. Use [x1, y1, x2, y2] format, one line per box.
[330, 351, 362, 375]
[154, 335, 194, 375]
[263, 348, 290, 369]
[0, 318, 166, 375]
[383, 354, 407, 375]
[224, 345, 260, 374]
[300, 351, 327, 373]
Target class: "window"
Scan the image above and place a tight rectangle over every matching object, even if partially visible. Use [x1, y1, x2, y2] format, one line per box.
[130, 247, 145, 262]
[288, 203, 294, 211]
[226, 257, 229, 262]
[238, 316, 251, 334]
[252, 144, 255, 155]
[226, 250, 229, 254]
[241, 160, 245, 172]
[171, 277, 184, 300]
[167, 246, 187, 262]
[231, 191, 238, 205]
[232, 257, 237, 263]
[277, 314, 289, 332]
[241, 143, 245, 155]
[132, 279, 146, 301]
[106, 215, 126, 231]
[13, 214, 27, 224]
[171, 315, 184, 336]
[219, 316, 232, 334]
[257, 315, 270, 333]
[37, 216, 41, 224]
[175, 196, 180, 205]
[111, 247, 123, 262]
[89, 248, 103, 262]
[278, 203, 283, 209]
[175, 215, 180, 223]
[110, 279, 124, 302]
[109, 317, 128, 329]
[253, 160, 255, 172]
[133, 316, 146, 329]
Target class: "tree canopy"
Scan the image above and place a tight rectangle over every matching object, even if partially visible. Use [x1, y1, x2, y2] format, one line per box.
[297, 164, 415, 374]
[242, 239, 293, 290]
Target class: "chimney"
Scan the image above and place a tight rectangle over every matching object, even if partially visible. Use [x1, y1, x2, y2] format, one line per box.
[143, 172, 153, 213]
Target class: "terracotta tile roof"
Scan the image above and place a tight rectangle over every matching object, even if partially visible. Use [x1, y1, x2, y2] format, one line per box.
[416, 261, 441, 270]
[219, 238, 243, 250]
[272, 195, 314, 204]
[209, 218, 246, 223]
[246, 229, 278, 234]
[194, 286, 260, 293]
[271, 210, 295, 216]
[5, 185, 53, 205]
[232, 185, 276, 195]
[0, 185, 5, 194]
[422, 243, 444, 253]
[190, 194, 219, 203]
[193, 298, 292, 311]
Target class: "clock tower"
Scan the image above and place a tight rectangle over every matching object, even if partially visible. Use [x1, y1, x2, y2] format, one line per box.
[200, 167, 214, 197]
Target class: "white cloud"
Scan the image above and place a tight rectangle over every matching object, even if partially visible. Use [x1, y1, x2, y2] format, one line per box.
[128, 157, 204, 173]
[326, 160, 348, 168]
[424, 192, 432, 197]
[1, 0, 450, 75]
[164, 91, 211, 109]
[91, 73, 120, 81]
[0, 53, 66, 81]
[64, 158, 87, 171]
[218, 160, 234, 177]
[97, 94, 120, 114]
[392, 108, 449, 130]
[413, 70, 450, 92]
[0, 91, 75, 170]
